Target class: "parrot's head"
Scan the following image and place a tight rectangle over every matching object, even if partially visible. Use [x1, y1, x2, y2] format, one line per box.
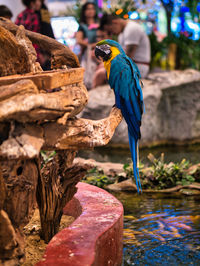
[95, 39, 125, 62]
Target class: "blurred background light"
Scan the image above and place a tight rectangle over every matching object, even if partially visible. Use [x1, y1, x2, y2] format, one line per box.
[129, 11, 139, 20]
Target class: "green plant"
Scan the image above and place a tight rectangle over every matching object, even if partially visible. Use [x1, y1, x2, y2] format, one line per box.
[60, 0, 82, 20]
[40, 150, 56, 168]
[147, 153, 194, 189]
[83, 167, 116, 188]
[163, 33, 200, 70]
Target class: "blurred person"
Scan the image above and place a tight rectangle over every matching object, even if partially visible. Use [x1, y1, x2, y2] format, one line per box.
[100, 14, 151, 78]
[76, 2, 99, 58]
[16, 0, 52, 70]
[75, 2, 99, 89]
[0, 5, 13, 19]
[37, 0, 55, 70]
[16, 0, 42, 33]
[38, 0, 55, 39]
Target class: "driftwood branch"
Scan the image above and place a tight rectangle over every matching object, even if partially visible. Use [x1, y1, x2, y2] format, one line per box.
[0, 17, 80, 69]
[0, 79, 88, 123]
[37, 151, 89, 243]
[43, 107, 123, 150]
[0, 107, 122, 159]
[144, 183, 200, 193]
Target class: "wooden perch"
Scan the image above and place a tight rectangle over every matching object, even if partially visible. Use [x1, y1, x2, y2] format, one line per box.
[0, 17, 80, 69]
[0, 108, 122, 159]
[43, 107, 123, 150]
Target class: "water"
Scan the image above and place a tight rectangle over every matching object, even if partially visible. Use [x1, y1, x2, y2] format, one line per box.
[78, 144, 200, 165]
[79, 145, 200, 264]
[112, 192, 200, 265]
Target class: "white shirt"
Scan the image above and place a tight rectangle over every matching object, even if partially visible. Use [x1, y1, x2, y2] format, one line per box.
[118, 20, 151, 77]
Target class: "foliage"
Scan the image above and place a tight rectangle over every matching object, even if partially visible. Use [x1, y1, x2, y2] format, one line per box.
[83, 153, 200, 191]
[61, 0, 82, 20]
[163, 33, 200, 70]
[82, 167, 116, 188]
[40, 150, 56, 168]
[143, 153, 195, 189]
[123, 160, 144, 178]
[150, 33, 200, 71]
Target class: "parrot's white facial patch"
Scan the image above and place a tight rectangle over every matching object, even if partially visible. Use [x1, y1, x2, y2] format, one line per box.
[97, 44, 111, 54]
[95, 44, 112, 61]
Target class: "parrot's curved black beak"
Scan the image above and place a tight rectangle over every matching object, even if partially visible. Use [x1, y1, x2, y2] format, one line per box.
[95, 44, 111, 61]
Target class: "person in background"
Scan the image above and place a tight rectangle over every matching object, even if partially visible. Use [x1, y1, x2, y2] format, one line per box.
[75, 2, 99, 89]
[38, 0, 55, 39]
[76, 2, 99, 59]
[37, 0, 55, 70]
[100, 14, 151, 78]
[0, 5, 13, 20]
[16, 0, 42, 34]
[16, 0, 42, 64]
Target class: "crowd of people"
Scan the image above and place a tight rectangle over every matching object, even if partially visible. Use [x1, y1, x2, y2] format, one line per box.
[75, 2, 151, 89]
[0, 0, 151, 87]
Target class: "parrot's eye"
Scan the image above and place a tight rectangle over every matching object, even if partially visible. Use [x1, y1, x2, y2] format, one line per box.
[95, 44, 111, 61]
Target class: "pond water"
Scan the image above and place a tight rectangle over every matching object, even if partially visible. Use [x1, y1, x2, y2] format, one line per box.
[112, 192, 200, 266]
[79, 145, 200, 265]
[78, 144, 200, 165]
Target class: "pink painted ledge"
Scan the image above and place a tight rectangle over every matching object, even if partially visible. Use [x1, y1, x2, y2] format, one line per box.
[36, 182, 124, 266]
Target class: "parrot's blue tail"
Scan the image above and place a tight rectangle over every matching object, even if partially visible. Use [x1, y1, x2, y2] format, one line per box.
[128, 130, 142, 194]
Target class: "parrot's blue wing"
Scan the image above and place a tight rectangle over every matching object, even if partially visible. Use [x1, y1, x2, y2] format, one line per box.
[108, 54, 144, 192]
[109, 55, 144, 139]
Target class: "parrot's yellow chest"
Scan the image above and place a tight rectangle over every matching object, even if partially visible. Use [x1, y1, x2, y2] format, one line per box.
[104, 47, 120, 80]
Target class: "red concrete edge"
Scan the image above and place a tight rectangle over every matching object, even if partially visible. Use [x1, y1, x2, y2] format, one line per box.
[36, 182, 124, 266]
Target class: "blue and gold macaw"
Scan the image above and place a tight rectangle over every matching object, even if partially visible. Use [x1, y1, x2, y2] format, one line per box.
[95, 39, 144, 193]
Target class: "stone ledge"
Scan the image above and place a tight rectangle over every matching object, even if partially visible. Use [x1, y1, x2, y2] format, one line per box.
[36, 182, 123, 266]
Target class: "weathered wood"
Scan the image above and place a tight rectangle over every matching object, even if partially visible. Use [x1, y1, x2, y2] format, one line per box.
[0, 166, 5, 210]
[0, 26, 31, 77]
[0, 79, 38, 101]
[0, 68, 84, 91]
[0, 159, 39, 264]
[0, 108, 122, 159]
[0, 17, 80, 69]
[37, 150, 90, 243]
[0, 123, 44, 159]
[16, 25, 43, 73]
[144, 183, 200, 193]
[0, 210, 24, 265]
[0, 81, 88, 123]
[43, 107, 123, 150]
[1, 159, 38, 229]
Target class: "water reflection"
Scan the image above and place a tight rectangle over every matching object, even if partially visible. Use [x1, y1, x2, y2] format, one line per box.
[113, 192, 200, 265]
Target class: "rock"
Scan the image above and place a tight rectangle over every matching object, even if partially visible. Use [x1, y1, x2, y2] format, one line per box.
[180, 189, 200, 195]
[106, 179, 137, 192]
[74, 157, 124, 176]
[81, 69, 200, 147]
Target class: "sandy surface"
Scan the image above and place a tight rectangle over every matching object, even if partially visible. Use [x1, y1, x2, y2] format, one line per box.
[22, 209, 75, 266]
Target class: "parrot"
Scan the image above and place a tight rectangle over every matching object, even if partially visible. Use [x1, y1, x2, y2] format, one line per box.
[95, 39, 144, 193]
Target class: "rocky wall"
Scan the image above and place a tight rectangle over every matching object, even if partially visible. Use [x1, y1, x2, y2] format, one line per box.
[81, 69, 200, 147]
